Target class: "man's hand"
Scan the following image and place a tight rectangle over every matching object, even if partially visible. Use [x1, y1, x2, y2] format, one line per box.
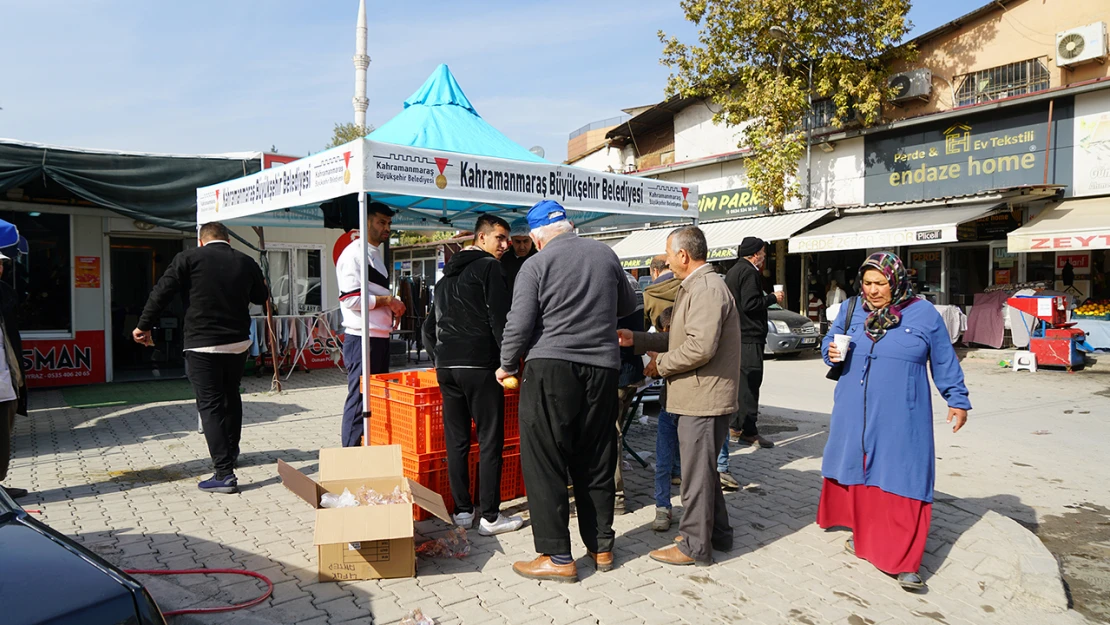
[644, 356, 659, 378]
[389, 297, 406, 317]
[947, 407, 968, 433]
[495, 368, 512, 383]
[617, 329, 634, 347]
[774, 291, 785, 305]
[132, 328, 154, 347]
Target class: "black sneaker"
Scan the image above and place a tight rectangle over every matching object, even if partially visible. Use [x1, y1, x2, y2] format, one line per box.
[198, 474, 239, 494]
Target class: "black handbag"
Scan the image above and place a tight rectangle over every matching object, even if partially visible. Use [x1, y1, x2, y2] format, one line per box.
[825, 297, 857, 381]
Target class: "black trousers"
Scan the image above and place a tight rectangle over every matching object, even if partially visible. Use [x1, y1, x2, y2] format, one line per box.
[341, 335, 391, 447]
[731, 343, 765, 436]
[185, 350, 249, 478]
[437, 368, 505, 522]
[520, 359, 618, 555]
[0, 400, 16, 483]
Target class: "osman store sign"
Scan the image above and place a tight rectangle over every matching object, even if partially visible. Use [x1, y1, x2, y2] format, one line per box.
[863, 101, 1073, 203]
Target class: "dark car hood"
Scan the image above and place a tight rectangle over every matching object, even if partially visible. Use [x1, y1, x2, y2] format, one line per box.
[0, 514, 145, 624]
[768, 308, 812, 327]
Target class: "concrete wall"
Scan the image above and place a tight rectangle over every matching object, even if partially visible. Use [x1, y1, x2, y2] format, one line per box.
[890, 0, 1110, 120]
[785, 137, 866, 210]
[567, 145, 626, 173]
[673, 101, 746, 162]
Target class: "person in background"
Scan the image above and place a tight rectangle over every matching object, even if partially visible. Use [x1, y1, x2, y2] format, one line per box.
[133, 222, 269, 493]
[643, 255, 679, 332]
[498, 200, 637, 583]
[819, 252, 970, 591]
[336, 201, 406, 447]
[723, 237, 783, 450]
[621, 226, 740, 566]
[0, 250, 26, 499]
[614, 272, 646, 516]
[500, 217, 537, 301]
[826, 279, 847, 307]
[806, 291, 824, 324]
[422, 214, 524, 536]
[650, 306, 681, 532]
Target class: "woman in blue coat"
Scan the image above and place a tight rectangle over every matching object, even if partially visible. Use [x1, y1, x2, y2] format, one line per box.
[818, 252, 970, 591]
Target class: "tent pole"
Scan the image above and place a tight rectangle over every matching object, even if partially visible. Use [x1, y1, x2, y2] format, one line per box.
[359, 192, 371, 445]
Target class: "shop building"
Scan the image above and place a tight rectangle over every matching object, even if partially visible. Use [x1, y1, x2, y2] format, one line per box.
[569, 0, 1110, 319]
[0, 139, 344, 388]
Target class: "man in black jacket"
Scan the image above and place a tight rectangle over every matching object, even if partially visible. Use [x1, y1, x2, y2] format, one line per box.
[134, 222, 268, 494]
[500, 217, 537, 302]
[723, 237, 783, 449]
[422, 214, 523, 536]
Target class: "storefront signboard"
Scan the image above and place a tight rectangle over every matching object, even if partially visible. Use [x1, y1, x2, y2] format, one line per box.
[697, 187, 769, 221]
[74, 256, 101, 289]
[957, 212, 1021, 242]
[993, 247, 1017, 268]
[1073, 90, 1110, 197]
[864, 102, 1072, 204]
[994, 269, 1012, 285]
[22, 331, 106, 388]
[1057, 253, 1091, 274]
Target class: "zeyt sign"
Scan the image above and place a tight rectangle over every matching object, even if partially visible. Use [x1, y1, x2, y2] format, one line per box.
[864, 101, 1073, 204]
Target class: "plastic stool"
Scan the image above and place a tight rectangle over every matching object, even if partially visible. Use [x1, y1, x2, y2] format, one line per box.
[1013, 350, 1037, 373]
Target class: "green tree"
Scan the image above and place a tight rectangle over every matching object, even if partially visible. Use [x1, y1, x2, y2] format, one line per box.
[325, 122, 374, 149]
[659, 0, 914, 212]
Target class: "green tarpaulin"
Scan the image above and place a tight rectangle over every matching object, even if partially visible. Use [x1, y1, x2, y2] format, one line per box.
[0, 139, 261, 230]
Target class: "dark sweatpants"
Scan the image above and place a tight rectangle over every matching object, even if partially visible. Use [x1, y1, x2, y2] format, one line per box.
[437, 367, 505, 522]
[341, 334, 390, 447]
[677, 414, 733, 561]
[731, 343, 765, 436]
[185, 351, 249, 478]
[520, 359, 618, 555]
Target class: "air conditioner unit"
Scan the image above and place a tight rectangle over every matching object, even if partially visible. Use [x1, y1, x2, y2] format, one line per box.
[888, 68, 933, 104]
[1056, 22, 1108, 68]
[624, 163, 636, 173]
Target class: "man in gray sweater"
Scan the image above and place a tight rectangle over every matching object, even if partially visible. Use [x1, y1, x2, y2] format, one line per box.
[497, 200, 638, 583]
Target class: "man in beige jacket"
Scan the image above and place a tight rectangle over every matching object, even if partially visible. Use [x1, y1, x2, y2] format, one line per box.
[619, 226, 741, 565]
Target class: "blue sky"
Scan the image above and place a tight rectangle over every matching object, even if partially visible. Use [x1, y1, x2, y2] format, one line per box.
[0, 0, 974, 163]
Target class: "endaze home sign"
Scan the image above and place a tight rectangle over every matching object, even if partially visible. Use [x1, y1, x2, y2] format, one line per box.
[863, 101, 1073, 204]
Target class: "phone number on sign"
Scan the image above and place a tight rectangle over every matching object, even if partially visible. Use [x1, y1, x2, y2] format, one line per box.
[29, 370, 93, 380]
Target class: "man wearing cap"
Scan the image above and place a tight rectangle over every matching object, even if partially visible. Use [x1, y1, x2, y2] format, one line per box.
[497, 200, 638, 583]
[500, 217, 537, 301]
[723, 237, 784, 450]
[336, 201, 406, 447]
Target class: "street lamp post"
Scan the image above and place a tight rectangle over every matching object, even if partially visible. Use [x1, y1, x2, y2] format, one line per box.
[768, 26, 814, 210]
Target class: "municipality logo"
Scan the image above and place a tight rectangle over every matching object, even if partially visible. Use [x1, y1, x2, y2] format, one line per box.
[343, 151, 353, 184]
[681, 187, 690, 211]
[214, 189, 220, 213]
[435, 158, 449, 189]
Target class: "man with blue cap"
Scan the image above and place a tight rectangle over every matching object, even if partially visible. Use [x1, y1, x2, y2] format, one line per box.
[499, 217, 537, 302]
[498, 200, 638, 583]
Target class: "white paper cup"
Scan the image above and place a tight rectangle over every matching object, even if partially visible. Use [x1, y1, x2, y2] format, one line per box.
[831, 334, 851, 362]
[773, 284, 784, 293]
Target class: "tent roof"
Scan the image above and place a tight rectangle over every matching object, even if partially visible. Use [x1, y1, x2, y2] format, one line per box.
[367, 64, 546, 165]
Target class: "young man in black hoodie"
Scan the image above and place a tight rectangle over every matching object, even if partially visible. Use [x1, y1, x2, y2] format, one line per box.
[422, 214, 524, 536]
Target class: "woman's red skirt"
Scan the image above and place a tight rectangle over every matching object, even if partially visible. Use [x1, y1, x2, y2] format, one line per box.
[816, 477, 931, 574]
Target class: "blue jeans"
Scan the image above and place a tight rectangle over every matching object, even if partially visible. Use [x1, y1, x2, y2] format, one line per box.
[654, 410, 681, 509]
[717, 439, 730, 474]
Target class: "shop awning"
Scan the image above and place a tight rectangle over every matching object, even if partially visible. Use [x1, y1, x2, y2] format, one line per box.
[611, 227, 673, 269]
[611, 209, 831, 269]
[788, 202, 1004, 253]
[1007, 197, 1110, 252]
[701, 210, 831, 261]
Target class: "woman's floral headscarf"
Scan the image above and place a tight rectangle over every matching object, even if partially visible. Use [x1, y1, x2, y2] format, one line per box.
[858, 252, 919, 342]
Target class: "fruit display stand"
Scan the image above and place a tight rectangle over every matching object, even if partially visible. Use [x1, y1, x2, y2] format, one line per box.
[366, 370, 526, 520]
[1072, 300, 1110, 351]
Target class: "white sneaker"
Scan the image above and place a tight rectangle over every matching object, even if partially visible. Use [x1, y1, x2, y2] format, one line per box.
[478, 514, 524, 536]
[452, 511, 475, 528]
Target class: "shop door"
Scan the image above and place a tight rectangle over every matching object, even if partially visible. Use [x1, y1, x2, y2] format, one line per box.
[947, 246, 990, 309]
[110, 238, 186, 381]
[907, 248, 946, 304]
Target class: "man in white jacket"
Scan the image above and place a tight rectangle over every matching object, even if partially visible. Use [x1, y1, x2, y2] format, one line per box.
[336, 201, 405, 447]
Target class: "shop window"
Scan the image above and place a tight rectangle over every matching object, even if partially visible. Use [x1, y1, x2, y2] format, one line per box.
[954, 58, 1050, 108]
[0, 211, 72, 335]
[266, 246, 324, 316]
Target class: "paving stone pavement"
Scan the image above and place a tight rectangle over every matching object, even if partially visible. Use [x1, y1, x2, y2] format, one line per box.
[6, 368, 1092, 624]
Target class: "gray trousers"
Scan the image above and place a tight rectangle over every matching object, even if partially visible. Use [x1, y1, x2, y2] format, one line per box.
[0, 400, 17, 483]
[677, 413, 733, 561]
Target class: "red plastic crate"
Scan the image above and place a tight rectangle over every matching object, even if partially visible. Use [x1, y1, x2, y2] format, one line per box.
[367, 372, 446, 454]
[401, 450, 452, 521]
[467, 443, 522, 503]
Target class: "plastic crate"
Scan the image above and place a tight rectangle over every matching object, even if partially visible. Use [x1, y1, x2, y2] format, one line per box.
[367, 371, 441, 405]
[503, 389, 520, 440]
[366, 373, 446, 454]
[401, 450, 452, 521]
[467, 443, 521, 503]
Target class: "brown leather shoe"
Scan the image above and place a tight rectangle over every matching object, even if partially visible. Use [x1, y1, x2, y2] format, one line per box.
[586, 551, 614, 572]
[739, 434, 774, 448]
[649, 544, 697, 566]
[512, 556, 578, 583]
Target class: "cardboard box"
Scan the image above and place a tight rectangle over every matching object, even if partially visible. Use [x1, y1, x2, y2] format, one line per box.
[278, 445, 451, 581]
